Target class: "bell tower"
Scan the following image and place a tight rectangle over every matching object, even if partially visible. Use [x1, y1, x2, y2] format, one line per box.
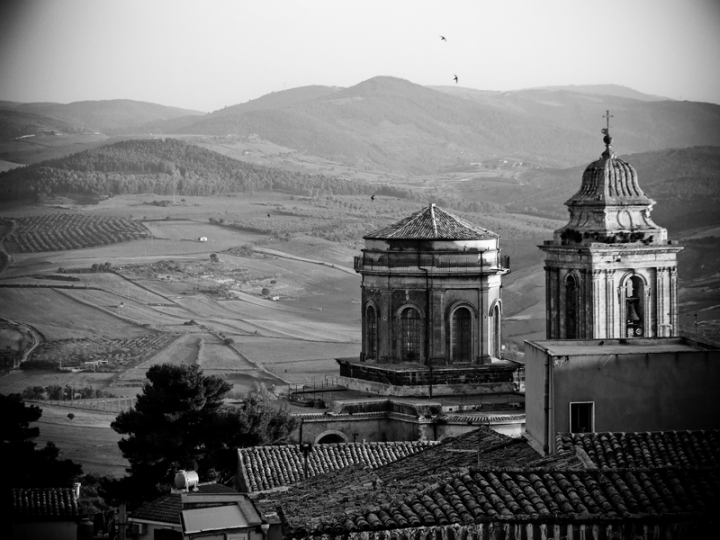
[540, 112, 682, 339]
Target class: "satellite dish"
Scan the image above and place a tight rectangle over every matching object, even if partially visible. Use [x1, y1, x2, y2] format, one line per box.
[174, 470, 199, 490]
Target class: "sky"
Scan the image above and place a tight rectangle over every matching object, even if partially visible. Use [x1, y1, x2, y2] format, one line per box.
[1, 0, 719, 112]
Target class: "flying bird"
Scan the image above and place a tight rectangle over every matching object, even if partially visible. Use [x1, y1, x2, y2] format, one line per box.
[453, 74, 458, 84]
[370, 194, 376, 201]
[440, 35, 446, 41]
[267, 213, 270, 218]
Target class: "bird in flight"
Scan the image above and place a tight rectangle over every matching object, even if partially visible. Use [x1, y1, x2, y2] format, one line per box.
[440, 35, 446, 41]
[370, 194, 376, 201]
[267, 213, 270, 218]
[453, 74, 458, 83]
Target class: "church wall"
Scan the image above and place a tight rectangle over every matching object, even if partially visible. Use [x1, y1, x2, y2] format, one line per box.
[292, 414, 423, 444]
[525, 340, 720, 454]
[524, 345, 552, 453]
[552, 350, 720, 436]
[361, 275, 501, 365]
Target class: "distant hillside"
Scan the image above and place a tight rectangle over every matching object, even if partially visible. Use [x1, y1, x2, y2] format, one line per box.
[0, 138, 495, 214]
[149, 76, 720, 174]
[161, 76, 588, 172]
[531, 84, 671, 102]
[210, 85, 341, 116]
[0, 109, 85, 140]
[0, 99, 203, 137]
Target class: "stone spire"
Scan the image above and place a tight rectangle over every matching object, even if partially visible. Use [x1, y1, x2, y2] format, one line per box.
[553, 114, 666, 246]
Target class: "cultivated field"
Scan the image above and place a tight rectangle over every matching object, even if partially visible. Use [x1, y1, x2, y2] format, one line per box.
[0, 287, 152, 341]
[4, 213, 151, 253]
[32, 403, 128, 477]
[31, 334, 178, 369]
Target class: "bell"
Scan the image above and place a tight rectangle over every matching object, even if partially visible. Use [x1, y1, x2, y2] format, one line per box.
[627, 302, 641, 322]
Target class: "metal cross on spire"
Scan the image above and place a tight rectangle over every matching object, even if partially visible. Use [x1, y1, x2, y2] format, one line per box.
[602, 110, 613, 135]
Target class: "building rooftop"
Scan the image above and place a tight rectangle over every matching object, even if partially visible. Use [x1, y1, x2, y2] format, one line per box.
[130, 483, 238, 525]
[12, 487, 80, 519]
[238, 441, 438, 492]
[309, 467, 720, 536]
[253, 428, 582, 535]
[181, 505, 249, 535]
[525, 337, 718, 357]
[364, 204, 497, 241]
[556, 430, 720, 469]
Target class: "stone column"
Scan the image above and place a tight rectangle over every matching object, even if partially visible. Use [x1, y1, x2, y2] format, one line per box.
[605, 269, 615, 338]
[378, 289, 392, 362]
[547, 267, 559, 339]
[579, 269, 587, 338]
[655, 267, 665, 337]
[670, 266, 679, 336]
[592, 270, 604, 338]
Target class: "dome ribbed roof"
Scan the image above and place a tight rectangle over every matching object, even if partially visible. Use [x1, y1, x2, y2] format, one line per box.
[565, 151, 653, 207]
[365, 204, 496, 240]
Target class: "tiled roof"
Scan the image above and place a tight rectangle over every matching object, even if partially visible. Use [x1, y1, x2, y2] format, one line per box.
[239, 441, 437, 492]
[314, 467, 720, 536]
[364, 204, 497, 240]
[130, 483, 238, 525]
[254, 429, 582, 533]
[568, 154, 652, 207]
[556, 431, 720, 469]
[12, 487, 80, 519]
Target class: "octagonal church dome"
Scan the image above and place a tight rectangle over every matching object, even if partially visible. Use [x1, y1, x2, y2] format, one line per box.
[365, 203, 497, 241]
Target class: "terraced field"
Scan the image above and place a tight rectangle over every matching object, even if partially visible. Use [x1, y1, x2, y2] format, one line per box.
[4, 213, 151, 253]
[31, 334, 178, 369]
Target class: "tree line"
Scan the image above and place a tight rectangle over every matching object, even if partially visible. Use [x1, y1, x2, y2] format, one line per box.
[0, 138, 495, 214]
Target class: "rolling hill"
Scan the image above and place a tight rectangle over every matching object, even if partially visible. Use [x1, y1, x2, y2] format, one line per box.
[0, 99, 204, 137]
[140, 76, 720, 174]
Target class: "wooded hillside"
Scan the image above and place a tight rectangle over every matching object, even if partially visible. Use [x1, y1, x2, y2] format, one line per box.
[0, 138, 496, 214]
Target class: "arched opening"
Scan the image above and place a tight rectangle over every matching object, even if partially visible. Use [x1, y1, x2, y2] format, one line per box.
[366, 305, 377, 359]
[565, 274, 578, 339]
[493, 303, 501, 358]
[314, 430, 348, 444]
[625, 276, 645, 337]
[400, 307, 423, 362]
[451, 307, 472, 362]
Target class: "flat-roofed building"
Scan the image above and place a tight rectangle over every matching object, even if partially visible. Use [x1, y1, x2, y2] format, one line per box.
[524, 336, 720, 454]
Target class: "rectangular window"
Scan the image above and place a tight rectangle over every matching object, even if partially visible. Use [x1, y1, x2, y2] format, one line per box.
[569, 402, 594, 433]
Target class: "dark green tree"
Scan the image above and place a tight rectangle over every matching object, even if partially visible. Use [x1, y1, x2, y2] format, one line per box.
[110, 364, 296, 505]
[0, 393, 82, 487]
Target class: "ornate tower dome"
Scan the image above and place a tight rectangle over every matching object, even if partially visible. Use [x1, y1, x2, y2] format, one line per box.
[555, 132, 667, 246]
[540, 113, 682, 340]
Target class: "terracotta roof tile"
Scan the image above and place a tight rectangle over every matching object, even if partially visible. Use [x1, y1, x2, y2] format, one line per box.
[321, 468, 720, 536]
[364, 204, 497, 240]
[12, 487, 80, 519]
[239, 441, 436, 492]
[130, 483, 238, 525]
[556, 431, 720, 469]
[255, 428, 583, 535]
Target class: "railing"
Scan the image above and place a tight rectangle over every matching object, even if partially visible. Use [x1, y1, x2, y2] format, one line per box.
[355, 252, 509, 273]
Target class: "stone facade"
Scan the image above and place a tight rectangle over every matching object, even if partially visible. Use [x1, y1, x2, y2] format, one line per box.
[354, 204, 509, 366]
[540, 133, 682, 339]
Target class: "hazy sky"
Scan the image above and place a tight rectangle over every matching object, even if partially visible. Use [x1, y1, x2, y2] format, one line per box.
[1, 0, 719, 112]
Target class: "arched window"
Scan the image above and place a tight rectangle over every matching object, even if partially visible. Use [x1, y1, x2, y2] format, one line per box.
[625, 276, 645, 337]
[451, 307, 472, 362]
[400, 307, 422, 362]
[565, 274, 578, 339]
[493, 303, 501, 358]
[366, 305, 377, 359]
